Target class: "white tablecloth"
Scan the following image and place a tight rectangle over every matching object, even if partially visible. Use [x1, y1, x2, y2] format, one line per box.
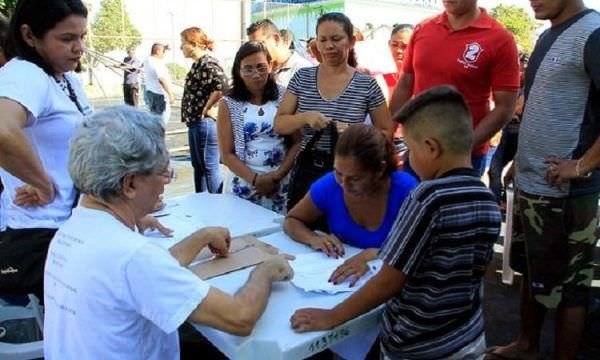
[192, 231, 382, 360]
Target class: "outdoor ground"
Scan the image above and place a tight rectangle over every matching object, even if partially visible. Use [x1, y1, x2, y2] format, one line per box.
[90, 97, 600, 360]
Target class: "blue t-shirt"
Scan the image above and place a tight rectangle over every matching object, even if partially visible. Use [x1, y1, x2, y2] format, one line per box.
[310, 171, 417, 249]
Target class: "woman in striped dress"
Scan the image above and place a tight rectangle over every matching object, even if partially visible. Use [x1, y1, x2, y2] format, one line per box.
[274, 12, 394, 212]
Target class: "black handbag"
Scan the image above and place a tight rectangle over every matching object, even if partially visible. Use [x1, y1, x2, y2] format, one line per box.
[287, 122, 338, 213]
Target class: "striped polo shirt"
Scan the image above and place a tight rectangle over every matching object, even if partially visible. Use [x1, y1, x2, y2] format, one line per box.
[515, 9, 600, 197]
[287, 66, 385, 151]
[379, 168, 501, 359]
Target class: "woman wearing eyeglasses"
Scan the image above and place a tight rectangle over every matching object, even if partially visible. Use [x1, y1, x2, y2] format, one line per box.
[217, 41, 300, 214]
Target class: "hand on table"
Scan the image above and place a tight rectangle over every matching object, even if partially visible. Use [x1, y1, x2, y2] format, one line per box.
[309, 233, 345, 259]
[137, 215, 173, 236]
[290, 308, 337, 333]
[329, 250, 372, 287]
[14, 183, 55, 207]
[257, 255, 294, 282]
[201, 227, 231, 257]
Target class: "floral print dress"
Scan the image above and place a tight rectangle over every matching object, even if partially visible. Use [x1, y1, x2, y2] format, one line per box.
[230, 101, 289, 214]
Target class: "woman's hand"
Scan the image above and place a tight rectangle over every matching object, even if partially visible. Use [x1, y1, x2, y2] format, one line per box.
[254, 172, 279, 196]
[13, 183, 55, 207]
[309, 233, 345, 259]
[329, 249, 376, 287]
[304, 111, 331, 130]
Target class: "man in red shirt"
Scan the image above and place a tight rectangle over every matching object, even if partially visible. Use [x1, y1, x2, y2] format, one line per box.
[390, 0, 519, 176]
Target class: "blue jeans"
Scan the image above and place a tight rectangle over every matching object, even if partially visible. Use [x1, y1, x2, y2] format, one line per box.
[188, 119, 222, 193]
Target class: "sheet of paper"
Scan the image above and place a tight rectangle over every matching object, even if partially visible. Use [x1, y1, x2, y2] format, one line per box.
[144, 213, 207, 248]
[290, 252, 382, 294]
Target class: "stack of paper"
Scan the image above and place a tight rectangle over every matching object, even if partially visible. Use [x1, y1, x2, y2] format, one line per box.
[290, 252, 382, 294]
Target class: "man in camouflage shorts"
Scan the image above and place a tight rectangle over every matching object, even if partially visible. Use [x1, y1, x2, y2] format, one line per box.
[486, 1, 600, 359]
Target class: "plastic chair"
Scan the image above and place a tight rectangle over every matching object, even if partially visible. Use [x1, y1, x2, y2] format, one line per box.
[0, 294, 44, 360]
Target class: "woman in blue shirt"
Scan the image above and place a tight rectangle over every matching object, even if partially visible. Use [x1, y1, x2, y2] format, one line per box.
[284, 124, 416, 285]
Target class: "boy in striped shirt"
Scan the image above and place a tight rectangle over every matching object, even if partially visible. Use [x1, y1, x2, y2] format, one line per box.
[291, 86, 501, 359]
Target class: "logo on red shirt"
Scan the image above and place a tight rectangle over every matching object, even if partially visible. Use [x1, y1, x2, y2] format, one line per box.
[458, 42, 484, 69]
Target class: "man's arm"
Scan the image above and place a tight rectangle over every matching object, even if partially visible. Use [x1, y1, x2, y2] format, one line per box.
[189, 256, 293, 336]
[158, 77, 175, 104]
[472, 90, 518, 147]
[290, 264, 406, 332]
[389, 72, 414, 117]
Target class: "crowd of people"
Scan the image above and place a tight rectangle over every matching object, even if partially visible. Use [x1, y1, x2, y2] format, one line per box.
[0, 0, 598, 359]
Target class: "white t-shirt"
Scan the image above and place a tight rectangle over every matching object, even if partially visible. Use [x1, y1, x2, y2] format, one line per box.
[274, 51, 312, 87]
[0, 58, 93, 230]
[143, 56, 171, 96]
[44, 207, 210, 360]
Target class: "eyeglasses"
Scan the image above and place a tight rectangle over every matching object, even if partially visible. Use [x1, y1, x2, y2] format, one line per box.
[240, 65, 269, 76]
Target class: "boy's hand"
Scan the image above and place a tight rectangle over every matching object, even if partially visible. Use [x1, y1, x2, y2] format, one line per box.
[290, 308, 337, 332]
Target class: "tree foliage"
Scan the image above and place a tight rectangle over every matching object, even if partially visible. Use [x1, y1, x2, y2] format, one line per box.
[90, 0, 141, 54]
[491, 4, 538, 54]
[0, 0, 17, 17]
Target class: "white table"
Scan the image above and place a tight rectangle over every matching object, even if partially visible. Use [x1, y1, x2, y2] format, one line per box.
[192, 231, 382, 360]
[148, 193, 284, 247]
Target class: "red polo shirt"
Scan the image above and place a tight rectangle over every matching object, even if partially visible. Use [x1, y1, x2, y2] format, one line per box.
[403, 8, 520, 155]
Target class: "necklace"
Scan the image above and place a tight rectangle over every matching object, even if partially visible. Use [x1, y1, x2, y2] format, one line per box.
[81, 196, 136, 231]
[54, 75, 84, 114]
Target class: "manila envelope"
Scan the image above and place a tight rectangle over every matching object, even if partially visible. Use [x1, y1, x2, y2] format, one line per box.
[190, 236, 278, 280]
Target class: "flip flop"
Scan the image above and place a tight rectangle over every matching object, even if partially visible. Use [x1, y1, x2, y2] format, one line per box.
[484, 346, 539, 360]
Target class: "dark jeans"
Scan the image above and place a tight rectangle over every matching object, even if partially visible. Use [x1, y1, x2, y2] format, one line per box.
[146, 91, 166, 115]
[188, 119, 222, 193]
[123, 84, 139, 107]
[488, 128, 519, 203]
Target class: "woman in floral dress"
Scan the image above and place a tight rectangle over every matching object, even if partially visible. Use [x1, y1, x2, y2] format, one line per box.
[217, 41, 300, 214]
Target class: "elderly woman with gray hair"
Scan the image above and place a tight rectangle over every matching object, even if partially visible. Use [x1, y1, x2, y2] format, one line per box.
[43, 106, 293, 359]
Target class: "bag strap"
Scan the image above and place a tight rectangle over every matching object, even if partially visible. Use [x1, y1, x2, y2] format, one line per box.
[304, 121, 339, 152]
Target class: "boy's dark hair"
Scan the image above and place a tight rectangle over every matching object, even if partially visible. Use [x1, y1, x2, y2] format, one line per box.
[394, 86, 473, 155]
[5, 0, 88, 74]
[391, 23, 414, 36]
[316, 12, 357, 67]
[246, 19, 279, 37]
[228, 41, 279, 103]
[335, 124, 396, 176]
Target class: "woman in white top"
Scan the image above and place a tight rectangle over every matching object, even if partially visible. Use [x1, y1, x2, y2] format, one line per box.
[217, 41, 300, 214]
[0, 0, 92, 299]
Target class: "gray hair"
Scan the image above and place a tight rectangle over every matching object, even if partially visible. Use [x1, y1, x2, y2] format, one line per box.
[69, 106, 169, 201]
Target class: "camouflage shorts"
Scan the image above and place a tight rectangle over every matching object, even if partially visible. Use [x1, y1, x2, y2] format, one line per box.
[510, 189, 598, 308]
